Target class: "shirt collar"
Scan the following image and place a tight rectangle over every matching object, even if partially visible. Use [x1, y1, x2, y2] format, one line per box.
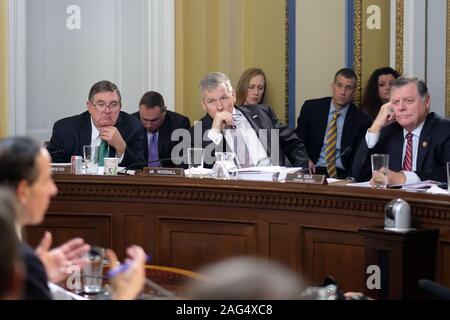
[90, 116, 101, 142]
[329, 101, 349, 117]
[403, 120, 425, 138]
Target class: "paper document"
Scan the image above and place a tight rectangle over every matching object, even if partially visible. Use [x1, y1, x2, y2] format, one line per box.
[230, 166, 303, 182]
[347, 181, 372, 187]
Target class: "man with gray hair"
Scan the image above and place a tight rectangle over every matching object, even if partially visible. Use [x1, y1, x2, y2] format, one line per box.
[352, 75, 450, 184]
[191, 72, 308, 168]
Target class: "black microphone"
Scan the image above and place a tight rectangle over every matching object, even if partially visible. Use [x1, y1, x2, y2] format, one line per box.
[418, 279, 450, 300]
[297, 146, 353, 174]
[45, 140, 66, 156]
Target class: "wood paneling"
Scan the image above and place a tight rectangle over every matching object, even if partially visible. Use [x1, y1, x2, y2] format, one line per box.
[25, 214, 112, 250]
[158, 218, 256, 270]
[25, 175, 450, 299]
[303, 228, 365, 292]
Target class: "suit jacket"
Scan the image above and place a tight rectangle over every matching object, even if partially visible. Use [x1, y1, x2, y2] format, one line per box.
[20, 242, 52, 300]
[190, 104, 308, 168]
[352, 112, 450, 182]
[132, 110, 191, 168]
[48, 111, 146, 168]
[295, 97, 371, 178]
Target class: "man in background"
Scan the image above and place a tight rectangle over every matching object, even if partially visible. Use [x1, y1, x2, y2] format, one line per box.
[133, 91, 190, 167]
[48, 80, 145, 168]
[296, 68, 371, 178]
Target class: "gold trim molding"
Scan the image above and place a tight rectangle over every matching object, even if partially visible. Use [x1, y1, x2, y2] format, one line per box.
[395, 0, 404, 75]
[446, 1, 450, 118]
[353, 0, 363, 105]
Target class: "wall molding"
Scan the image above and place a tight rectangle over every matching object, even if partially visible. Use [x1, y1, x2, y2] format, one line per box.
[148, 0, 175, 110]
[8, 0, 26, 136]
[353, 0, 362, 105]
[395, 0, 404, 74]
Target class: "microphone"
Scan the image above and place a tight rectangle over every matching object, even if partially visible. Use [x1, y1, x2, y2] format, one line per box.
[418, 279, 450, 300]
[296, 146, 353, 174]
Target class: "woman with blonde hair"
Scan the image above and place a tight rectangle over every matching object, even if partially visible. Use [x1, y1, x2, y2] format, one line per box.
[236, 68, 267, 105]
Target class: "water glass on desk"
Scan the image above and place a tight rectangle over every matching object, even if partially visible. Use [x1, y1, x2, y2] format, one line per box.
[187, 148, 204, 178]
[82, 246, 105, 294]
[371, 154, 389, 188]
[83, 145, 99, 175]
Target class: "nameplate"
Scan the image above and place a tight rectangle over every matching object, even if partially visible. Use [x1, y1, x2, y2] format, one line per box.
[50, 165, 71, 174]
[142, 167, 184, 177]
[285, 173, 327, 185]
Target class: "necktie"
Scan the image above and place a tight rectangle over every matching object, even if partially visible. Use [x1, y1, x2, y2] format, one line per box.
[324, 111, 341, 178]
[233, 128, 252, 168]
[98, 140, 109, 166]
[148, 134, 160, 167]
[402, 132, 413, 171]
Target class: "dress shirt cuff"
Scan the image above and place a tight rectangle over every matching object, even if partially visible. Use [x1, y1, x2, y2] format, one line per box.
[402, 171, 421, 184]
[365, 130, 380, 149]
[207, 129, 223, 146]
[118, 151, 125, 164]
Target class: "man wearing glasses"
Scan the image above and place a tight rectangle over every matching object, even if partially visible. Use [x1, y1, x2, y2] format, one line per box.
[47, 80, 145, 167]
[352, 75, 450, 184]
[133, 91, 190, 168]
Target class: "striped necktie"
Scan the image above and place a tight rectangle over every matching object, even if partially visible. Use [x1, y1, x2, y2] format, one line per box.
[325, 111, 341, 178]
[402, 132, 413, 171]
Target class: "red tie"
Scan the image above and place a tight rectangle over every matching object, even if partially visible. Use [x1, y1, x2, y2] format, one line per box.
[402, 132, 413, 171]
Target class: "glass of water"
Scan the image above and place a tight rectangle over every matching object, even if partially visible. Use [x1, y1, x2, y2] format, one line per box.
[83, 145, 99, 175]
[371, 154, 389, 188]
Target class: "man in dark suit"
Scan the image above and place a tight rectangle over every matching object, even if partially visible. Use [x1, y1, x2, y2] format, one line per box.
[0, 136, 147, 300]
[0, 136, 90, 299]
[352, 75, 450, 184]
[296, 68, 371, 179]
[48, 80, 145, 168]
[0, 188, 24, 300]
[191, 72, 308, 169]
[133, 91, 190, 168]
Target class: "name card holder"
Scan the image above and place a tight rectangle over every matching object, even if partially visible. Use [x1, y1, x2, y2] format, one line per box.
[285, 173, 327, 185]
[50, 165, 71, 174]
[140, 167, 185, 177]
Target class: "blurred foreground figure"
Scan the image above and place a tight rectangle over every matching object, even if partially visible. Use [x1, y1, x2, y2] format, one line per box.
[187, 256, 304, 300]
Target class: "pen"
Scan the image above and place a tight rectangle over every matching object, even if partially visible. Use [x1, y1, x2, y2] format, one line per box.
[107, 254, 152, 279]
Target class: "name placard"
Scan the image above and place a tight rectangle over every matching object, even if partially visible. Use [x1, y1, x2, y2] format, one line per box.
[142, 167, 184, 177]
[285, 173, 327, 185]
[50, 165, 71, 174]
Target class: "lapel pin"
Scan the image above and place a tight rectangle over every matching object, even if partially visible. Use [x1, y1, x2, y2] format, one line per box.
[422, 141, 428, 148]
[252, 115, 258, 119]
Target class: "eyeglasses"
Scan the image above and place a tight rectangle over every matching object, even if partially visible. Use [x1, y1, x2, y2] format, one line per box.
[91, 101, 121, 111]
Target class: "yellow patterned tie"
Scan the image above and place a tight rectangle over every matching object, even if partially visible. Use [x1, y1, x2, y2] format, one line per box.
[325, 111, 341, 178]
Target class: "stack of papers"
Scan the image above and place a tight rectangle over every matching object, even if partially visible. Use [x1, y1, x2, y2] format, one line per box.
[230, 166, 303, 182]
[346, 180, 449, 195]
